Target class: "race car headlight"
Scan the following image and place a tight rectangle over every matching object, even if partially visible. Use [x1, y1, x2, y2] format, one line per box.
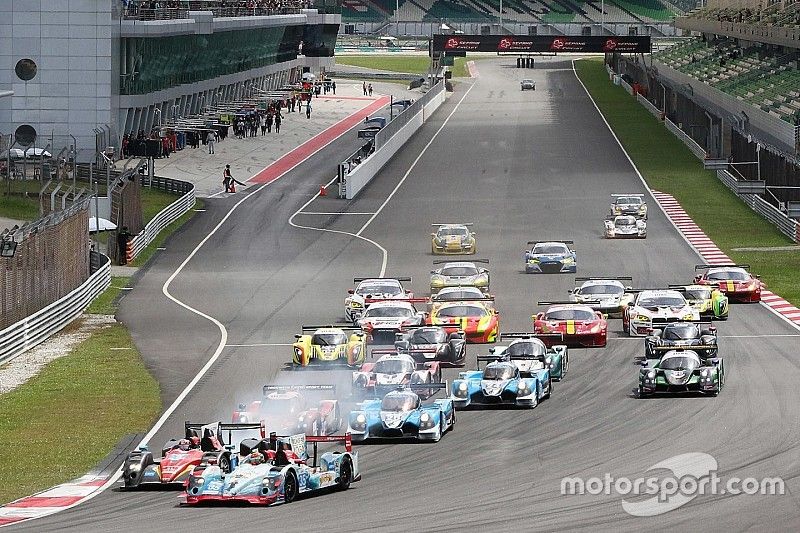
[635, 315, 649, 322]
[562, 257, 575, 264]
[700, 369, 708, 377]
[475, 275, 488, 286]
[682, 313, 694, 320]
[239, 415, 248, 423]
[614, 207, 622, 214]
[294, 347, 302, 358]
[356, 414, 366, 424]
[352, 345, 362, 355]
[420, 412, 430, 422]
[528, 258, 540, 263]
[431, 277, 444, 286]
[518, 381, 529, 392]
[647, 371, 656, 379]
[349, 301, 363, 308]
[458, 382, 468, 391]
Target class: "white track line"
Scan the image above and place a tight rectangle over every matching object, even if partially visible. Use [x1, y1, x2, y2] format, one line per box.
[571, 59, 800, 334]
[225, 343, 292, 347]
[297, 211, 376, 215]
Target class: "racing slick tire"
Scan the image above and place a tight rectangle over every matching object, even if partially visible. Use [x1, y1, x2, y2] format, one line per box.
[431, 421, 443, 443]
[544, 377, 552, 399]
[337, 458, 353, 491]
[284, 471, 298, 503]
[219, 454, 232, 474]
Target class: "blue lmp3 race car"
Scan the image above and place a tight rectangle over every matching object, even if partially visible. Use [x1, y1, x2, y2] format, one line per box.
[524, 240, 577, 274]
[181, 433, 359, 506]
[450, 356, 551, 408]
[347, 384, 455, 442]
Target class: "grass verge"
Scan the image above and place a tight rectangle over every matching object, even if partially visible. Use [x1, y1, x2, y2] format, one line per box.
[575, 58, 800, 307]
[86, 276, 131, 315]
[0, 323, 161, 504]
[334, 55, 471, 77]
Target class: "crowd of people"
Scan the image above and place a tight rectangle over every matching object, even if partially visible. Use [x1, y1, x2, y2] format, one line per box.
[123, 0, 313, 19]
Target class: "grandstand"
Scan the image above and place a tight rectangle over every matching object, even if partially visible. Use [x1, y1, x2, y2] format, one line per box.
[653, 34, 800, 125]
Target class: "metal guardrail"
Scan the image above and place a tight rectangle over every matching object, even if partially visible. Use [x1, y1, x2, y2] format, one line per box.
[716, 169, 799, 242]
[665, 117, 708, 160]
[637, 93, 662, 118]
[0, 253, 111, 364]
[128, 177, 195, 259]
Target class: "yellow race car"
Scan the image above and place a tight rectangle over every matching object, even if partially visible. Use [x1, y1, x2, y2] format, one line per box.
[292, 326, 367, 368]
[431, 223, 476, 255]
[427, 300, 499, 343]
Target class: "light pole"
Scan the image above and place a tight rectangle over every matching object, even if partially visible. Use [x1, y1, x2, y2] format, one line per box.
[499, 0, 503, 31]
[601, 0, 605, 34]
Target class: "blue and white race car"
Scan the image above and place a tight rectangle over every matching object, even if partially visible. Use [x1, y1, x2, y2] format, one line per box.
[347, 384, 454, 442]
[181, 433, 359, 506]
[489, 333, 569, 381]
[525, 240, 577, 274]
[450, 356, 551, 408]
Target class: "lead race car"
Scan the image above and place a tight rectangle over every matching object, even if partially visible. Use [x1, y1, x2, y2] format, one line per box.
[524, 240, 577, 274]
[430, 223, 476, 255]
[450, 356, 551, 409]
[568, 276, 633, 318]
[181, 432, 360, 506]
[427, 297, 500, 344]
[344, 277, 412, 323]
[533, 301, 608, 348]
[429, 260, 490, 293]
[488, 332, 569, 381]
[644, 320, 718, 359]
[638, 349, 724, 397]
[231, 385, 342, 436]
[347, 384, 455, 442]
[393, 325, 467, 366]
[351, 352, 442, 399]
[694, 264, 764, 303]
[610, 193, 647, 219]
[604, 215, 646, 238]
[123, 421, 264, 489]
[622, 289, 699, 336]
[291, 325, 367, 368]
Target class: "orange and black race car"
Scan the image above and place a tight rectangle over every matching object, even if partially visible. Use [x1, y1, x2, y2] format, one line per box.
[428, 298, 499, 343]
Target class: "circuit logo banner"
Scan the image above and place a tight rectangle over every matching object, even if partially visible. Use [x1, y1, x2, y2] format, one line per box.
[431, 34, 651, 53]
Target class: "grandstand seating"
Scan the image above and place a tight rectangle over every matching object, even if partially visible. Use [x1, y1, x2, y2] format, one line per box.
[686, 4, 800, 28]
[654, 38, 800, 125]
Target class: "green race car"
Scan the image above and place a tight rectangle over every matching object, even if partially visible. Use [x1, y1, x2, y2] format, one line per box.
[671, 284, 729, 320]
[639, 348, 724, 397]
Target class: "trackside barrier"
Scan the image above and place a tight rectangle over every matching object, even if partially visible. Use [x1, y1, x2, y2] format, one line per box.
[664, 117, 708, 160]
[342, 81, 446, 199]
[637, 93, 662, 118]
[0, 253, 111, 364]
[128, 176, 195, 260]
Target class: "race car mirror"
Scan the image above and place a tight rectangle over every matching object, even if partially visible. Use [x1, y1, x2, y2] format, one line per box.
[348, 289, 354, 294]
[295, 334, 302, 339]
[640, 360, 648, 366]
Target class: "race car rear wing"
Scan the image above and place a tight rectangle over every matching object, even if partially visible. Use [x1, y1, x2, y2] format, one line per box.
[500, 332, 564, 341]
[432, 259, 490, 264]
[262, 384, 336, 395]
[694, 264, 750, 270]
[611, 193, 645, 197]
[652, 345, 717, 351]
[185, 421, 266, 442]
[537, 300, 601, 306]
[432, 222, 474, 226]
[433, 297, 496, 303]
[477, 354, 547, 367]
[364, 296, 430, 304]
[575, 276, 633, 282]
[268, 431, 354, 456]
[527, 240, 574, 245]
[301, 324, 364, 331]
[650, 318, 714, 327]
[353, 276, 412, 283]
[623, 287, 687, 294]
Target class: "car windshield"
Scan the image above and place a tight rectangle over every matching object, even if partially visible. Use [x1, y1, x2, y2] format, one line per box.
[365, 307, 413, 318]
[684, 288, 712, 300]
[579, 284, 624, 295]
[533, 244, 568, 255]
[615, 197, 642, 205]
[545, 309, 595, 321]
[311, 332, 347, 346]
[261, 397, 298, 415]
[707, 270, 749, 281]
[662, 324, 700, 340]
[437, 227, 468, 238]
[356, 283, 402, 296]
[440, 266, 479, 277]
[506, 341, 545, 357]
[522, 79, 533, 84]
[381, 393, 418, 411]
[660, 356, 699, 371]
[438, 305, 486, 318]
[615, 218, 636, 228]
[639, 296, 686, 308]
[483, 364, 515, 380]
[410, 329, 446, 344]
[374, 359, 415, 374]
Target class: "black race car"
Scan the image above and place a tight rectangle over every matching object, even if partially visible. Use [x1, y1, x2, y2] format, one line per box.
[386, 326, 467, 366]
[644, 320, 718, 359]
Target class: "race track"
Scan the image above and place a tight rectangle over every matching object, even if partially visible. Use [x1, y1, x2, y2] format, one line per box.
[16, 58, 800, 532]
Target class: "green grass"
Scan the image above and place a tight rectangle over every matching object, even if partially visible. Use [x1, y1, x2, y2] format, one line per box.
[141, 187, 181, 224]
[86, 276, 131, 315]
[129, 198, 202, 267]
[0, 323, 161, 504]
[335, 55, 471, 78]
[576, 58, 800, 306]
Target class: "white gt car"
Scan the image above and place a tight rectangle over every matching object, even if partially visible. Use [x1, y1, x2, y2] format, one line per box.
[345, 277, 412, 323]
[623, 289, 699, 336]
[356, 301, 426, 344]
[604, 215, 646, 238]
[569, 277, 632, 317]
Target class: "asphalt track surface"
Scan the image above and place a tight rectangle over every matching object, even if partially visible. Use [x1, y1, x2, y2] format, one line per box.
[18, 58, 800, 532]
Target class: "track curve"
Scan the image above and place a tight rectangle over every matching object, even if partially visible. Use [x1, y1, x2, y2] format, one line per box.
[15, 58, 800, 532]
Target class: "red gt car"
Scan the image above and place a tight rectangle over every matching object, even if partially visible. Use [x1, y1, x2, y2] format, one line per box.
[533, 302, 607, 348]
[694, 264, 763, 303]
[232, 385, 342, 436]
